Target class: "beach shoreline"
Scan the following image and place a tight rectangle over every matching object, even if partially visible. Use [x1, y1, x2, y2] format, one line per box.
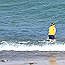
[0, 51, 65, 65]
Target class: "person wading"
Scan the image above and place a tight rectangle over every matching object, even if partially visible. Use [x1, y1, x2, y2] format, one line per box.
[48, 23, 56, 43]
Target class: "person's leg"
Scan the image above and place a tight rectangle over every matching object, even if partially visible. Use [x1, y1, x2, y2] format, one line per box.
[49, 35, 55, 43]
[52, 39, 55, 43]
[49, 39, 52, 42]
[51, 35, 55, 43]
[49, 35, 52, 42]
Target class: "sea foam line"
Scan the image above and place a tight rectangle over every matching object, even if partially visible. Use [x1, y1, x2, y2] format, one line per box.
[0, 43, 65, 51]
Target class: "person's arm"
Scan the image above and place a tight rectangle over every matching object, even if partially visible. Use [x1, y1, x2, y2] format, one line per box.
[54, 28, 56, 35]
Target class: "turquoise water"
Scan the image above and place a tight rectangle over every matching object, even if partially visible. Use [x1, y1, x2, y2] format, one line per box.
[0, 0, 65, 51]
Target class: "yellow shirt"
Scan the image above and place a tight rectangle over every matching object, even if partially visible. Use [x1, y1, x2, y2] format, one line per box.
[48, 26, 55, 35]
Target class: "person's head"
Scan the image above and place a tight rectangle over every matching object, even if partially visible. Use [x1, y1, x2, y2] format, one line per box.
[51, 23, 55, 26]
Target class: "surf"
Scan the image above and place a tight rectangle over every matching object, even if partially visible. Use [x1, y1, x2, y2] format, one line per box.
[0, 40, 65, 51]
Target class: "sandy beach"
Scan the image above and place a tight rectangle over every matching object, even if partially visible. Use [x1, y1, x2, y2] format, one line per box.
[0, 51, 65, 65]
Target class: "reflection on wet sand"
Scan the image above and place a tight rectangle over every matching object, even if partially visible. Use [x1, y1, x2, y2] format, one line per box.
[49, 59, 57, 65]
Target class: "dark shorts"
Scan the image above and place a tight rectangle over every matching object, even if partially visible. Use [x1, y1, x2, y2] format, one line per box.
[49, 35, 55, 39]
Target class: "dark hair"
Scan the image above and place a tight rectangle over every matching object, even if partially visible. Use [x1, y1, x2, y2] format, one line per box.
[51, 23, 55, 25]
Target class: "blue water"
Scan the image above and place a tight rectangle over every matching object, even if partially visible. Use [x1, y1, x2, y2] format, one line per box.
[0, 0, 65, 51]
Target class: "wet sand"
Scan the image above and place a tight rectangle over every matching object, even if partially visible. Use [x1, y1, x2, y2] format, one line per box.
[0, 51, 65, 65]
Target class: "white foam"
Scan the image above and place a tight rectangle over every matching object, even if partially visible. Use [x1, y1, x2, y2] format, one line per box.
[19, 41, 30, 44]
[0, 43, 65, 51]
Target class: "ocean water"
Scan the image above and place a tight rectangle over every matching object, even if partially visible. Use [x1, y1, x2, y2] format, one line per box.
[0, 0, 65, 51]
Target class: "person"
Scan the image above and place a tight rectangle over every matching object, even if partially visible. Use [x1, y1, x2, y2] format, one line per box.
[48, 23, 56, 43]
